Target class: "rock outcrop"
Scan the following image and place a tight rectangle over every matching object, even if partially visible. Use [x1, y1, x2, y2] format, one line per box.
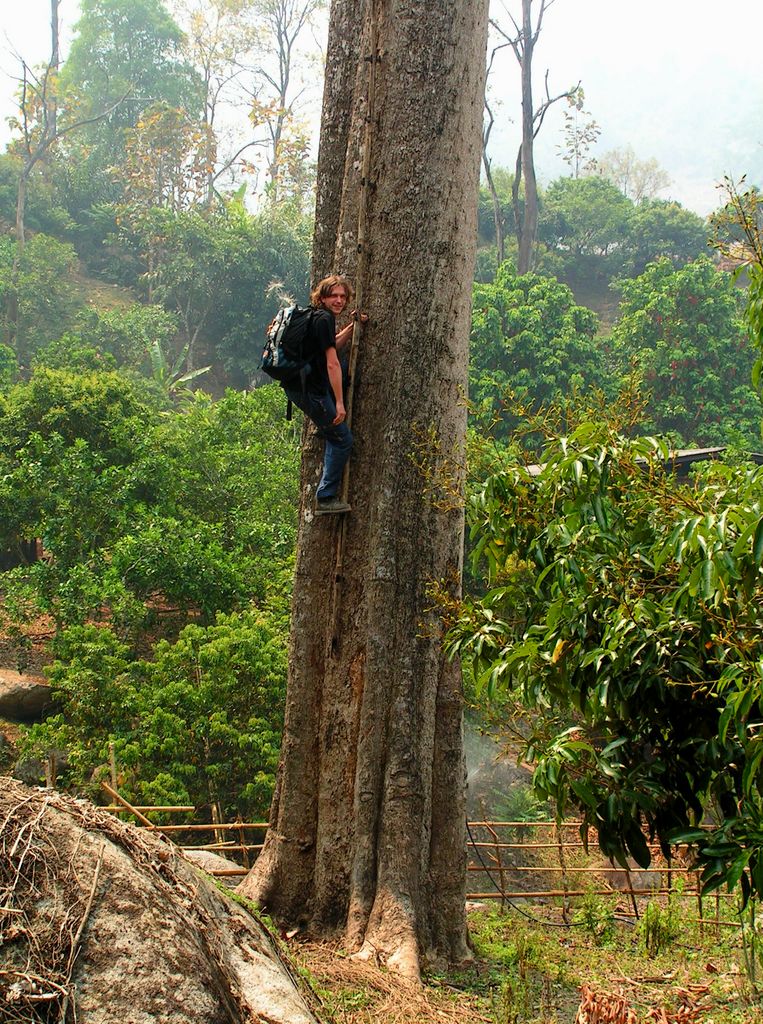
[0, 669, 52, 721]
[0, 778, 319, 1024]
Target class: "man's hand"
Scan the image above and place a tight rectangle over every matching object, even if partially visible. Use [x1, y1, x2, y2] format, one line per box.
[333, 403, 346, 426]
[335, 311, 369, 351]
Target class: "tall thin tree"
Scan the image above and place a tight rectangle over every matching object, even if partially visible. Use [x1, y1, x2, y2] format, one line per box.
[5, 1, 127, 354]
[493, 0, 576, 273]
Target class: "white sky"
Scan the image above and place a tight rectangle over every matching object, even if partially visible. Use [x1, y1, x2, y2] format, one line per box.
[1, 0, 762, 216]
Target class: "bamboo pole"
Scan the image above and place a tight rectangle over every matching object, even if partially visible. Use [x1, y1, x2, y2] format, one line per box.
[139, 822, 267, 833]
[555, 820, 571, 924]
[328, 2, 380, 652]
[466, 864, 689, 874]
[464, 888, 709, 899]
[103, 805, 195, 813]
[100, 782, 155, 828]
[181, 844, 264, 854]
[108, 741, 117, 790]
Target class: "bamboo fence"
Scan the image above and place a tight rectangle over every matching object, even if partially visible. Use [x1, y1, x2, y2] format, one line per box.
[99, 784, 735, 929]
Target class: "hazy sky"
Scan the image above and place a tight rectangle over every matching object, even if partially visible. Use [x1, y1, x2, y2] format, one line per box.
[2, 0, 762, 216]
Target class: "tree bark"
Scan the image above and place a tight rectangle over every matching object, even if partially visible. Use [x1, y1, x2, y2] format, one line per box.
[240, 0, 488, 981]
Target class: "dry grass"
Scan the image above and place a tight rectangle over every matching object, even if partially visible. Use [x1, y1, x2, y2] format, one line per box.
[292, 940, 492, 1024]
[0, 787, 105, 1022]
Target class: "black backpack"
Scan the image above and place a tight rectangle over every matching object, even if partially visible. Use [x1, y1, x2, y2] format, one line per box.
[260, 305, 315, 384]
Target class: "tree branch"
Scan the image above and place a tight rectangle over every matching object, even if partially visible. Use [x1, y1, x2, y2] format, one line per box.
[533, 0, 559, 46]
[489, 16, 522, 64]
[532, 73, 579, 140]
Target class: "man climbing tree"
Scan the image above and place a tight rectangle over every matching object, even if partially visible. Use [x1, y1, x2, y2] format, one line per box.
[240, 0, 489, 981]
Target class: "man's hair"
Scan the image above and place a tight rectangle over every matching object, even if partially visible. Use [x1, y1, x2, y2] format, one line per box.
[310, 275, 355, 308]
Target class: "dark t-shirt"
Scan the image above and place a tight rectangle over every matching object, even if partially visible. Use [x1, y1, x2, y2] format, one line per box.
[305, 306, 336, 393]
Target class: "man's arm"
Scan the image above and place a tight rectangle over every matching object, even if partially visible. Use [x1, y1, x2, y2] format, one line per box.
[325, 345, 346, 425]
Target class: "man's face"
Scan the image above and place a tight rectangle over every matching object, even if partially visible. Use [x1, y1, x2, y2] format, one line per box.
[321, 286, 349, 316]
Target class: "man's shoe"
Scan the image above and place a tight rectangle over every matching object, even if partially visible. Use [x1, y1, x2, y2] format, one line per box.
[315, 498, 351, 515]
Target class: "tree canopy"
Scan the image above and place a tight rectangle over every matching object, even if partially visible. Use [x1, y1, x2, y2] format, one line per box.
[60, 0, 203, 139]
[470, 262, 604, 442]
[610, 256, 758, 447]
[451, 423, 763, 901]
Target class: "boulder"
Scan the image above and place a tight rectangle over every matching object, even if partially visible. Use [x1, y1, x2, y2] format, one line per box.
[0, 670, 53, 721]
[182, 848, 246, 887]
[0, 778, 319, 1024]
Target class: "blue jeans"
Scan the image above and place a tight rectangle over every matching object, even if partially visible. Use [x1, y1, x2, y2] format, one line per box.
[284, 384, 353, 501]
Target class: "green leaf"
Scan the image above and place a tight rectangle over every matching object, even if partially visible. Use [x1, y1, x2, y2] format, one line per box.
[726, 849, 752, 892]
[753, 516, 763, 565]
[624, 821, 651, 869]
[569, 777, 597, 808]
[592, 494, 608, 530]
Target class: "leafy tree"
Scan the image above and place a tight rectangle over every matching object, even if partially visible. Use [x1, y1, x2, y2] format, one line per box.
[116, 102, 216, 215]
[110, 518, 249, 619]
[556, 86, 600, 179]
[57, 0, 203, 216]
[619, 199, 708, 277]
[538, 175, 633, 277]
[0, 379, 299, 633]
[597, 144, 671, 203]
[119, 205, 229, 370]
[0, 234, 83, 369]
[489, 1, 577, 273]
[245, 0, 325, 205]
[61, 0, 202, 141]
[470, 262, 604, 441]
[4, 0, 63, 248]
[0, 367, 154, 463]
[0, 154, 74, 239]
[170, 0, 261, 204]
[68, 302, 180, 370]
[116, 198, 310, 382]
[32, 335, 118, 374]
[535, 180, 706, 283]
[29, 303, 181, 381]
[710, 180, 763, 427]
[21, 610, 287, 819]
[148, 388, 301, 589]
[0, 344, 17, 391]
[610, 256, 758, 447]
[0, 369, 158, 594]
[450, 422, 763, 902]
[214, 202, 311, 378]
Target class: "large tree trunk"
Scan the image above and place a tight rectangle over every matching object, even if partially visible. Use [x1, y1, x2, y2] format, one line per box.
[240, 0, 489, 981]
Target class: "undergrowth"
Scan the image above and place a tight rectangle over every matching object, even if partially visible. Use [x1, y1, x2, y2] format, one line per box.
[290, 903, 763, 1024]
